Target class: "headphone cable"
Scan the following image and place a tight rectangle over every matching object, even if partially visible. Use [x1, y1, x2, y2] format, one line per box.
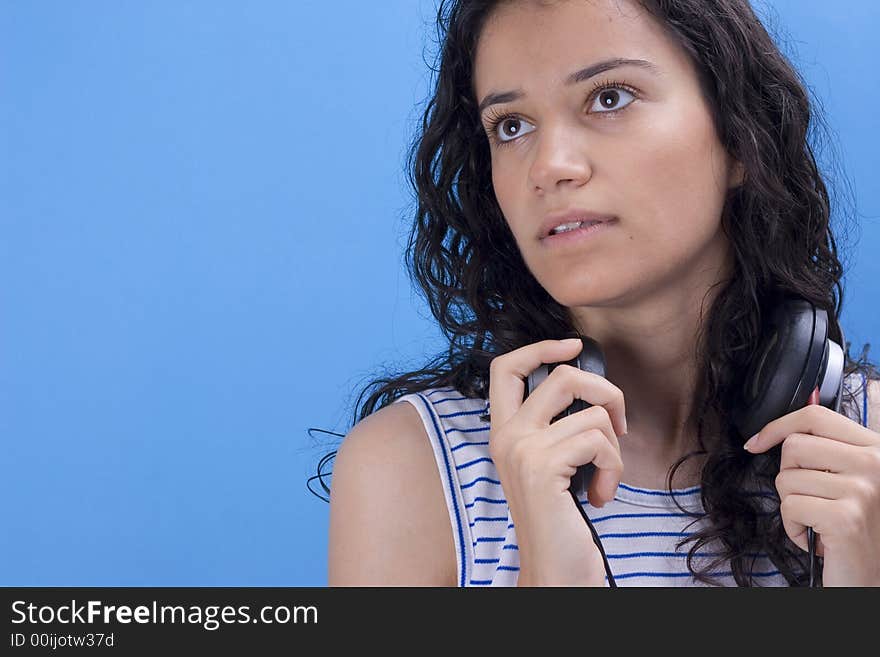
[804, 386, 822, 588]
[807, 527, 818, 587]
[569, 488, 617, 587]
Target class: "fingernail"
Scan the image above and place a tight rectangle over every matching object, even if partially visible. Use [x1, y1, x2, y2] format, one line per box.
[562, 338, 581, 344]
[622, 417, 628, 435]
[743, 433, 759, 451]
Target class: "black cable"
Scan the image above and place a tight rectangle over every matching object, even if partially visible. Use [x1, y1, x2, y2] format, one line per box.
[306, 427, 344, 503]
[807, 527, 818, 587]
[306, 450, 337, 503]
[569, 488, 617, 587]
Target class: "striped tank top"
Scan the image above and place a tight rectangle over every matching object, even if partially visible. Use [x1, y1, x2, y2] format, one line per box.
[393, 371, 870, 587]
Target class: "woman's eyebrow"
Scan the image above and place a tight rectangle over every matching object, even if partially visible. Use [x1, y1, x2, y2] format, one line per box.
[477, 57, 661, 116]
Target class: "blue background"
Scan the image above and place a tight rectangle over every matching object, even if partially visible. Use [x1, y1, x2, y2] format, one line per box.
[2, 0, 878, 585]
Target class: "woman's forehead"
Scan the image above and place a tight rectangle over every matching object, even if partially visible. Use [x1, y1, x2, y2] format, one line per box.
[473, 1, 688, 101]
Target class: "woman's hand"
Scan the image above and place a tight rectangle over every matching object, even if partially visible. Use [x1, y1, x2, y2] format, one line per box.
[488, 338, 628, 586]
[745, 404, 880, 586]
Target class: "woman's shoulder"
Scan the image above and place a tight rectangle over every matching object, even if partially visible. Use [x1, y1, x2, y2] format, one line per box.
[328, 390, 458, 585]
[338, 386, 490, 476]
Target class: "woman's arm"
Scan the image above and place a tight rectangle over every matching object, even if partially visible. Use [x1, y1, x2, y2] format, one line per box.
[327, 400, 457, 586]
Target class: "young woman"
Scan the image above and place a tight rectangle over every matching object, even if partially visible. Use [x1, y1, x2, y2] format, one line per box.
[324, 0, 880, 586]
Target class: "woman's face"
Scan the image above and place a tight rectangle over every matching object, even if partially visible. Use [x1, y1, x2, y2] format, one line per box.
[472, 0, 744, 308]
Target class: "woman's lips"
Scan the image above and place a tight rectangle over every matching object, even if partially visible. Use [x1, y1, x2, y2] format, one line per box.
[540, 218, 617, 247]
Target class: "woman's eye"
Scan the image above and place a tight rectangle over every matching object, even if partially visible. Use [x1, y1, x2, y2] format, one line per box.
[591, 87, 635, 113]
[489, 86, 637, 146]
[494, 118, 535, 143]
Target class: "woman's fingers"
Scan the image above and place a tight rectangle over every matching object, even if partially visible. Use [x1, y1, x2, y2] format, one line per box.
[553, 430, 624, 506]
[489, 339, 585, 430]
[543, 404, 621, 455]
[775, 467, 850, 501]
[779, 494, 848, 554]
[520, 363, 627, 437]
[780, 432, 876, 475]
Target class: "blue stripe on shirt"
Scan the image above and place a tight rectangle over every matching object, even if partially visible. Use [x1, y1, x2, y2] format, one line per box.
[599, 531, 694, 539]
[590, 512, 701, 524]
[618, 482, 701, 496]
[433, 396, 469, 404]
[465, 496, 508, 508]
[426, 388, 457, 397]
[446, 426, 489, 434]
[451, 440, 489, 452]
[414, 393, 468, 587]
[439, 408, 486, 419]
[612, 570, 781, 580]
[456, 457, 494, 470]
[460, 476, 501, 489]
[606, 551, 725, 560]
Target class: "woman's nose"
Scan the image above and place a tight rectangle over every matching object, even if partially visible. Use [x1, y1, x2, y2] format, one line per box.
[528, 124, 594, 191]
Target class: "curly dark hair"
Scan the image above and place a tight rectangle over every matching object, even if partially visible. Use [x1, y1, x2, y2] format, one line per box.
[310, 0, 879, 586]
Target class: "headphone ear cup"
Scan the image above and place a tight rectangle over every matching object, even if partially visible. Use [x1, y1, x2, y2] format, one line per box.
[566, 337, 606, 499]
[524, 362, 550, 402]
[745, 329, 779, 406]
[547, 336, 607, 423]
[820, 338, 845, 412]
[522, 336, 608, 500]
[732, 297, 829, 440]
[523, 336, 607, 402]
[574, 336, 606, 380]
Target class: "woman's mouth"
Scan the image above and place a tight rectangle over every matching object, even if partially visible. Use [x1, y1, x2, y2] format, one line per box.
[540, 218, 617, 247]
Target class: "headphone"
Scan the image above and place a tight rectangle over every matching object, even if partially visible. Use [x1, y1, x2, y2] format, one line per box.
[523, 294, 846, 587]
